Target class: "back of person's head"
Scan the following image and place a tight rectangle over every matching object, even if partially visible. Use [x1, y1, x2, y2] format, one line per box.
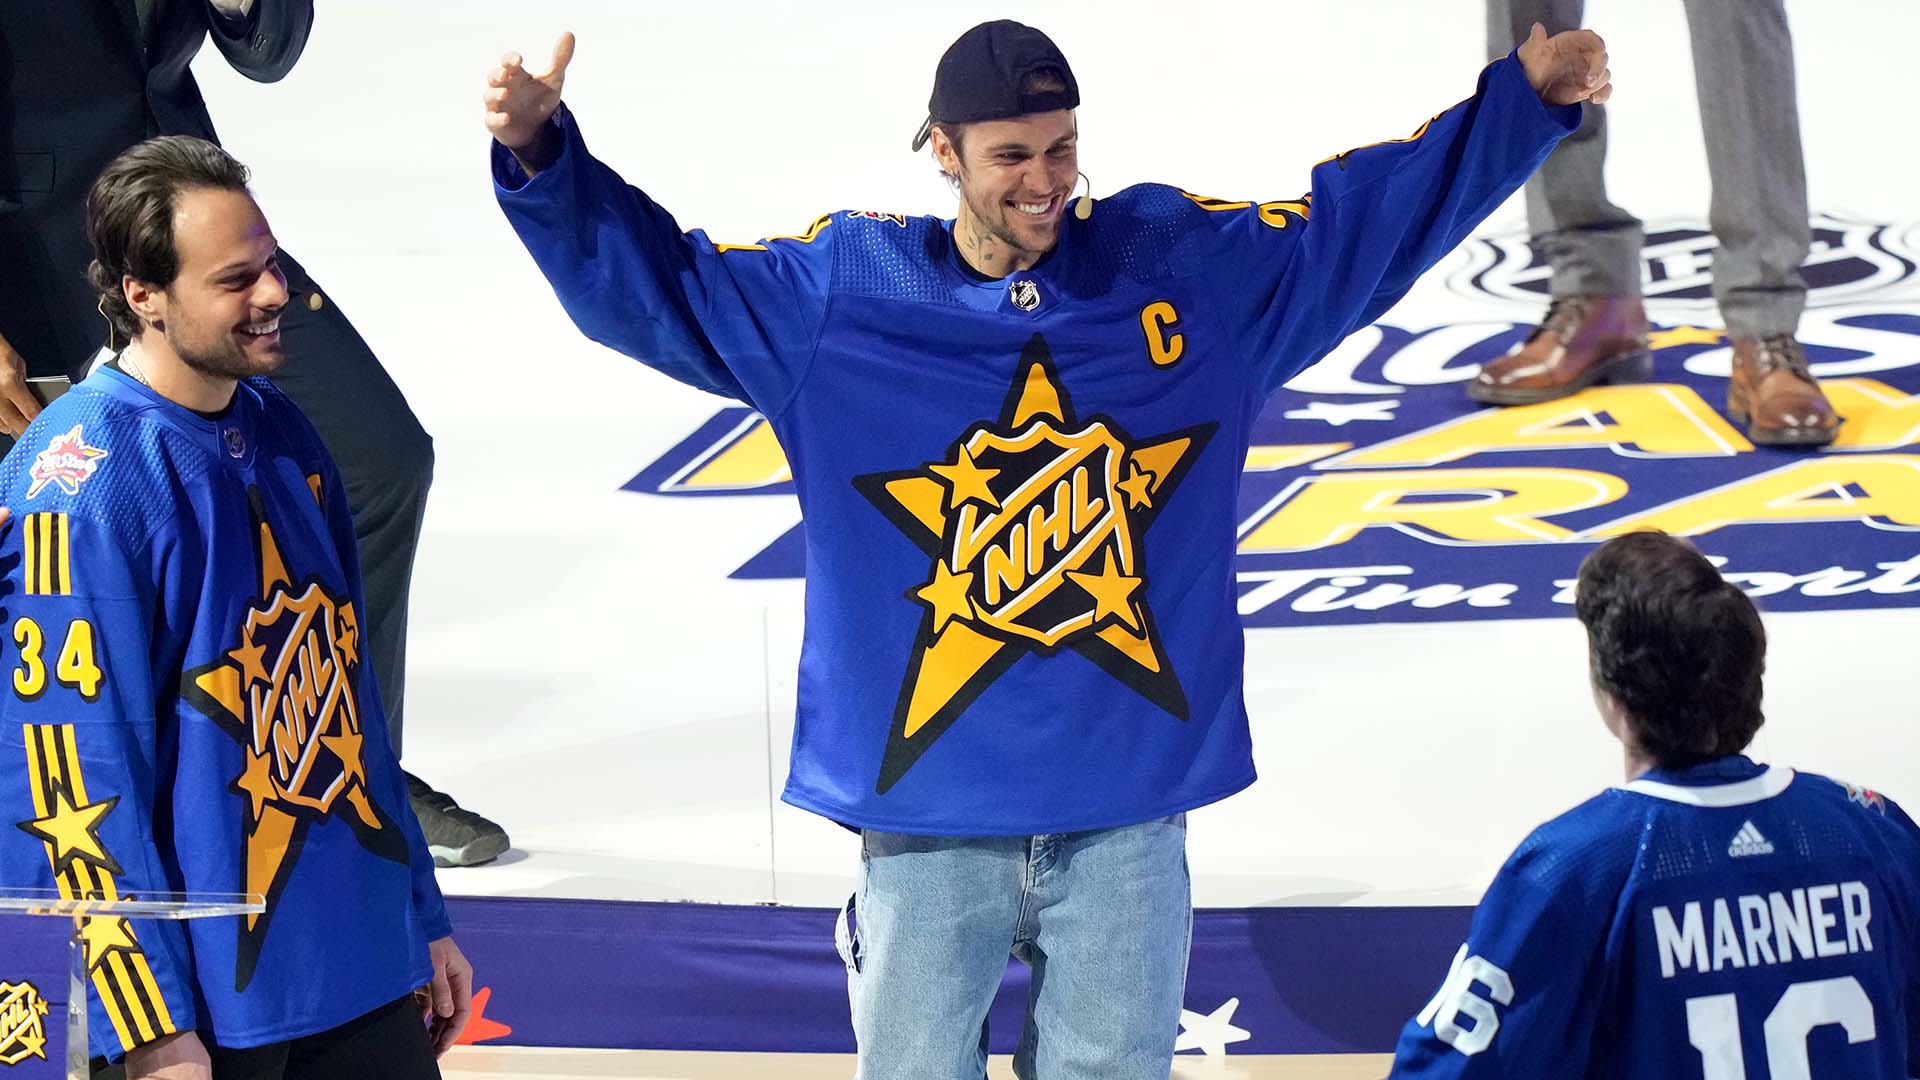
[85, 135, 251, 342]
[1574, 530, 1766, 769]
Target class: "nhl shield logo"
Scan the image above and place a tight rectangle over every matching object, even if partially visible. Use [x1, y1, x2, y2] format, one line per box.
[1448, 213, 1920, 311]
[1009, 279, 1041, 311]
[182, 490, 409, 993]
[855, 335, 1216, 792]
[949, 420, 1135, 649]
[239, 582, 361, 814]
[0, 981, 49, 1065]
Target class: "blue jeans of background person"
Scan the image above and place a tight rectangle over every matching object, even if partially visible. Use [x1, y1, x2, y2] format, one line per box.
[837, 814, 1192, 1080]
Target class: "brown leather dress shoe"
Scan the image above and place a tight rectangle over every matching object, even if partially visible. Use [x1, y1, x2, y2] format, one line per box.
[1469, 296, 1652, 405]
[1728, 336, 1840, 446]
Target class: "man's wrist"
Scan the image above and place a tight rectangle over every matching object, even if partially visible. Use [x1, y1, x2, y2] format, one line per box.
[509, 119, 563, 178]
[125, 1029, 207, 1072]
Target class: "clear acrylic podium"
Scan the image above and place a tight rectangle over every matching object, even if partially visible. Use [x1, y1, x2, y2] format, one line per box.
[0, 889, 262, 1079]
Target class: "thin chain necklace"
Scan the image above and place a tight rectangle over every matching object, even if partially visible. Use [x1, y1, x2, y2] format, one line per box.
[121, 347, 153, 388]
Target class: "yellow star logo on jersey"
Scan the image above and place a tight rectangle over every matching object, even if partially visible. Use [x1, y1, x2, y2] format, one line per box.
[15, 784, 121, 879]
[913, 561, 977, 636]
[1117, 463, 1155, 510]
[855, 335, 1214, 793]
[1065, 556, 1144, 632]
[78, 916, 138, 971]
[928, 444, 1002, 511]
[229, 639, 270, 686]
[180, 483, 408, 992]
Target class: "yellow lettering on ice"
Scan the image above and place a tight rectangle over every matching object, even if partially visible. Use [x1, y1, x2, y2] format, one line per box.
[1323, 385, 1751, 469]
[1238, 468, 1627, 553]
[1588, 455, 1920, 537]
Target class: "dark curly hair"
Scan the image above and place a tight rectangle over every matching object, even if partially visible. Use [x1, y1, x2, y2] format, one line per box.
[84, 136, 251, 342]
[1574, 531, 1765, 769]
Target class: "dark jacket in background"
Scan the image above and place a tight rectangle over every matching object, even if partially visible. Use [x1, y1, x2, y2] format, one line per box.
[1, 0, 314, 378]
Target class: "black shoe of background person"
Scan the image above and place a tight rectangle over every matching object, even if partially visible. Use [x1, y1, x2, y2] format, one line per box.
[406, 772, 511, 868]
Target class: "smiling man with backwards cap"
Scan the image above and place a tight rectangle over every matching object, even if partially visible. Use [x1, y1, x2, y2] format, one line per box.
[484, 18, 1611, 1078]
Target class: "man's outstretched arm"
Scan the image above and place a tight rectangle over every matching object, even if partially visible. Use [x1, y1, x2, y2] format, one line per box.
[1218, 26, 1609, 395]
[485, 35, 832, 415]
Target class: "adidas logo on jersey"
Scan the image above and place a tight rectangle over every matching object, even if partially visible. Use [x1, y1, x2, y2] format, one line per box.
[1728, 820, 1775, 857]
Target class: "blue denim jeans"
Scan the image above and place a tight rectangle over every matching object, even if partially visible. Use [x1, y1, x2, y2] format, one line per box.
[836, 814, 1191, 1080]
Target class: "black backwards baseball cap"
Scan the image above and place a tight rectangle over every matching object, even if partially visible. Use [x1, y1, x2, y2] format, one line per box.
[910, 20, 1080, 152]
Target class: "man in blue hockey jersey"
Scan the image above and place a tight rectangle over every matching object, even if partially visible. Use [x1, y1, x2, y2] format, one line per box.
[487, 21, 1609, 1078]
[1390, 530, 1920, 1078]
[0, 137, 470, 1078]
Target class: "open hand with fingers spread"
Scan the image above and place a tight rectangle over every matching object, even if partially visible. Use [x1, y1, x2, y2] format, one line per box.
[1517, 22, 1612, 106]
[483, 33, 577, 174]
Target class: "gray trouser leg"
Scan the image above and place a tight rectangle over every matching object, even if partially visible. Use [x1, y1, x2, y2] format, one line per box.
[1488, 0, 1643, 297]
[1681, 0, 1810, 338]
[269, 250, 434, 759]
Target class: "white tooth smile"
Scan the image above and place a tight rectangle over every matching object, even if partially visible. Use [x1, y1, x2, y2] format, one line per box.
[243, 318, 281, 336]
[1014, 199, 1052, 215]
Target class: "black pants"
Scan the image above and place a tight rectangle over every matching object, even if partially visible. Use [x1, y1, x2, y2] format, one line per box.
[92, 993, 440, 1080]
[269, 251, 434, 757]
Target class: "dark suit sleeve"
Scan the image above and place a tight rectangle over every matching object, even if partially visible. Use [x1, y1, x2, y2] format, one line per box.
[203, 0, 313, 82]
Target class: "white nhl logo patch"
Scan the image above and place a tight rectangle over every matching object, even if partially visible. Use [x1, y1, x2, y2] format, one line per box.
[1009, 280, 1041, 311]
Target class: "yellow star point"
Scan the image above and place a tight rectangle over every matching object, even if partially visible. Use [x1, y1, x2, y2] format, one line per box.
[229, 639, 270, 686]
[913, 561, 977, 636]
[343, 785, 382, 831]
[19, 787, 117, 873]
[929, 444, 1002, 511]
[1648, 325, 1725, 351]
[336, 603, 361, 667]
[1117, 463, 1155, 510]
[320, 726, 366, 785]
[234, 748, 278, 823]
[1010, 363, 1067, 425]
[13, 1030, 45, 1062]
[1065, 556, 1143, 632]
[78, 916, 137, 971]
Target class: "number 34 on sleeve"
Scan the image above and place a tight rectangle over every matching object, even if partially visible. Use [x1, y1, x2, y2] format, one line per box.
[11, 617, 105, 702]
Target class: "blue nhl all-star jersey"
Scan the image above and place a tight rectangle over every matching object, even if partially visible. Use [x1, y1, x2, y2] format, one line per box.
[1390, 757, 1920, 1078]
[496, 53, 1576, 834]
[0, 369, 449, 1060]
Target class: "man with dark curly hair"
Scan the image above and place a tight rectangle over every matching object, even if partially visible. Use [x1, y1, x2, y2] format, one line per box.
[0, 0, 506, 867]
[0, 135, 470, 1080]
[1389, 530, 1920, 1078]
